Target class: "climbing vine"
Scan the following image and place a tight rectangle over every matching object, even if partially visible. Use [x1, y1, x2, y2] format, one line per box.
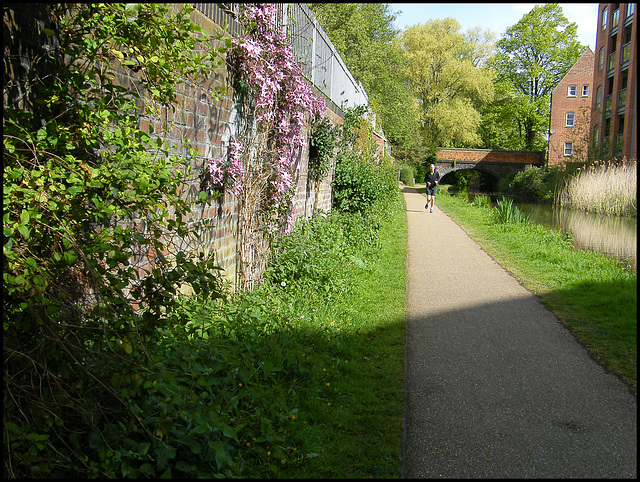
[309, 116, 339, 184]
[203, 3, 327, 288]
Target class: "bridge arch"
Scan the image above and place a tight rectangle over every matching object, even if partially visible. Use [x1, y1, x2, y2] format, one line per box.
[434, 148, 545, 181]
[438, 165, 501, 182]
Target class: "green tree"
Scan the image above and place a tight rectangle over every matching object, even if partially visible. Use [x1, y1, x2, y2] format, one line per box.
[479, 78, 529, 150]
[308, 3, 420, 163]
[488, 3, 584, 151]
[399, 18, 495, 151]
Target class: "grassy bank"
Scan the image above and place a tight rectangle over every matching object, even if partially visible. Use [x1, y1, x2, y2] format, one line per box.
[277, 192, 408, 478]
[434, 187, 637, 390]
[162, 191, 409, 479]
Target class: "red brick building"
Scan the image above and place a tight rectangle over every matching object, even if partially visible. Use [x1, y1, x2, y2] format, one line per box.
[589, 3, 637, 162]
[548, 48, 595, 166]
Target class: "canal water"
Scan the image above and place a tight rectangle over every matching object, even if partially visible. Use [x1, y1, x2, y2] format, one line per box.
[466, 192, 637, 271]
[516, 202, 636, 272]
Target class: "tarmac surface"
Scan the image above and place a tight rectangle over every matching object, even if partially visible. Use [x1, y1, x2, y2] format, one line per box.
[401, 185, 637, 478]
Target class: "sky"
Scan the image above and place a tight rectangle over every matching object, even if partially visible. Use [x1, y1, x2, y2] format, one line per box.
[390, 3, 599, 51]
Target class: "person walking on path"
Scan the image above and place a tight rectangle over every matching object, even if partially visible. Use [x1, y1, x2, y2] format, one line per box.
[424, 164, 440, 213]
[401, 185, 636, 478]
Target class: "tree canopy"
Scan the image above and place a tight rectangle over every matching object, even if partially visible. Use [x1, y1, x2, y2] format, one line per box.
[311, 3, 586, 159]
[308, 3, 420, 163]
[399, 18, 495, 151]
[486, 4, 584, 150]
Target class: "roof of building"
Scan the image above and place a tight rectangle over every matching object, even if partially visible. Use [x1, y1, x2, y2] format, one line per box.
[551, 48, 595, 95]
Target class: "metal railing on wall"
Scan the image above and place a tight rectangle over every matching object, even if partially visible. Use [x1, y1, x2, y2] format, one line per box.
[193, 3, 369, 117]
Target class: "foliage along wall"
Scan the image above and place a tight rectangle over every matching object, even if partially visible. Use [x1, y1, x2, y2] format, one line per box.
[192, 5, 345, 290]
[162, 5, 343, 290]
[3, 4, 343, 291]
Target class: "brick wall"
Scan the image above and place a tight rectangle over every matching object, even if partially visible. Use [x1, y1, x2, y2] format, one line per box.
[548, 49, 595, 166]
[136, 7, 343, 289]
[436, 148, 544, 165]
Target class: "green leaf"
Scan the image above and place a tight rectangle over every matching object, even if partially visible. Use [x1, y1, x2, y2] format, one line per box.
[20, 209, 31, 225]
[208, 441, 228, 469]
[17, 225, 29, 239]
[220, 423, 238, 442]
[155, 444, 176, 470]
[139, 463, 154, 476]
[63, 250, 77, 265]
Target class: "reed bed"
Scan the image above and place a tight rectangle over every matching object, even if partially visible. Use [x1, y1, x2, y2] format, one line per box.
[556, 160, 637, 216]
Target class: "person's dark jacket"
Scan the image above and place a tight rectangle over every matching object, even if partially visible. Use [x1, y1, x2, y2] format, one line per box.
[425, 170, 440, 188]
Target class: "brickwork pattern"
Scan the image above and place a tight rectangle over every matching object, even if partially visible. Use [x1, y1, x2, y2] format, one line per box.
[435, 148, 545, 181]
[436, 148, 544, 165]
[548, 49, 595, 166]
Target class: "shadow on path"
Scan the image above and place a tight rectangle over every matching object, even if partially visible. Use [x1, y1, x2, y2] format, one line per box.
[401, 184, 637, 478]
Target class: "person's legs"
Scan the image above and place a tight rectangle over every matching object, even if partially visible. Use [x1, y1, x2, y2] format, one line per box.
[425, 188, 435, 211]
[425, 192, 434, 209]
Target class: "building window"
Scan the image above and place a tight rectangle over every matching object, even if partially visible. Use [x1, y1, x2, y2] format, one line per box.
[612, 8, 619, 29]
[594, 125, 600, 145]
[567, 85, 577, 97]
[581, 85, 590, 97]
[595, 85, 602, 109]
[598, 47, 605, 70]
[602, 6, 608, 30]
[564, 142, 573, 156]
[627, 3, 635, 18]
[566, 112, 575, 127]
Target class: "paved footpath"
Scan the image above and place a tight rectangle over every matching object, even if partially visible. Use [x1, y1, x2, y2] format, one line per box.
[401, 185, 636, 478]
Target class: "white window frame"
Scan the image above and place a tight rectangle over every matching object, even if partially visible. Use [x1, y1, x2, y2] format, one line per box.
[602, 6, 608, 30]
[564, 142, 573, 156]
[582, 85, 590, 97]
[566, 112, 575, 127]
[567, 85, 577, 97]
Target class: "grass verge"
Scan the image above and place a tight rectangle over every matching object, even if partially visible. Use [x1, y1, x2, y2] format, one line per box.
[278, 191, 408, 478]
[434, 187, 637, 391]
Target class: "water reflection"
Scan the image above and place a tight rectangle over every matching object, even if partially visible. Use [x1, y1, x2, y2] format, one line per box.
[517, 203, 637, 271]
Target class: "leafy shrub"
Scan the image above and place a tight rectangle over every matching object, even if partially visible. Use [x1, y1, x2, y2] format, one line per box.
[331, 107, 398, 216]
[3, 4, 229, 477]
[261, 207, 383, 311]
[399, 165, 415, 185]
[415, 164, 427, 184]
[331, 151, 397, 215]
[499, 166, 564, 202]
[107, 300, 311, 478]
[309, 116, 339, 183]
[262, 213, 352, 302]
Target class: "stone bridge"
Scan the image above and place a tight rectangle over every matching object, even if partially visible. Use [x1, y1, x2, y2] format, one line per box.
[434, 148, 545, 181]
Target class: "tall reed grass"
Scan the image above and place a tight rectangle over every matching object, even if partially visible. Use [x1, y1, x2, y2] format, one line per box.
[556, 160, 637, 216]
[494, 197, 531, 224]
